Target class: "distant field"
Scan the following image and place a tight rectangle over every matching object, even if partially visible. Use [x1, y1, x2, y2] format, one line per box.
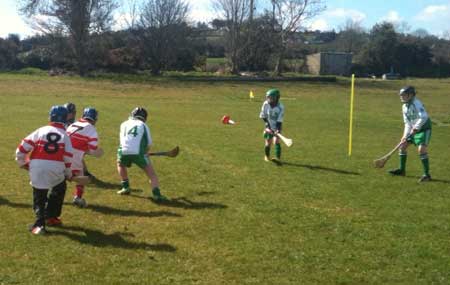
[1, 74, 450, 284]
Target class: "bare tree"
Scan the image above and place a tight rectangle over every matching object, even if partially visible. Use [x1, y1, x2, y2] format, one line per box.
[213, 0, 252, 74]
[337, 18, 366, 53]
[20, 0, 118, 76]
[269, 0, 325, 75]
[139, 0, 190, 75]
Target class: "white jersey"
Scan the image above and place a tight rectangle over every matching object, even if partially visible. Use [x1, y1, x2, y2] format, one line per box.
[67, 119, 99, 171]
[119, 118, 152, 155]
[402, 97, 431, 137]
[259, 101, 285, 130]
[15, 123, 73, 189]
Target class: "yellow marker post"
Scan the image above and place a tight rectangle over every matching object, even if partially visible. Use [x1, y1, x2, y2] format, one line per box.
[249, 90, 254, 99]
[348, 74, 355, 156]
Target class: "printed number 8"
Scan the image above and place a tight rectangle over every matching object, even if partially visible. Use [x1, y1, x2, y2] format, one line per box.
[44, 133, 61, 154]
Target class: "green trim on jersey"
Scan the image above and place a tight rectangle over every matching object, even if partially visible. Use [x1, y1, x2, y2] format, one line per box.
[418, 118, 432, 132]
[139, 126, 149, 155]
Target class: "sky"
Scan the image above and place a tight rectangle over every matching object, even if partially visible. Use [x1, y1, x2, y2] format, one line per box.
[1, 0, 450, 39]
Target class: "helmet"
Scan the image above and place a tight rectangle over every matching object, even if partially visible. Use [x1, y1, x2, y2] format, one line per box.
[64, 102, 76, 114]
[131, 107, 148, 121]
[82, 107, 98, 122]
[49, 105, 68, 123]
[399, 86, 415, 103]
[266, 89, 280, 105]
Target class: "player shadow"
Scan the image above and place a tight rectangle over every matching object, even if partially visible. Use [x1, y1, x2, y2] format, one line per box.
[87, 203, 183, 218]
[278, 161, 361, 176]
[89, 177, 123, 190]
[49, 225, 176, 252]
[0, 196, 30, 209]
[403, 175, 450, 185]
[149, 196, 228, 210]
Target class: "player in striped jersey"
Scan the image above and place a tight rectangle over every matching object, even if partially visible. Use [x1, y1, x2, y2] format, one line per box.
[260, 89, 285, 162]
[116, 107, 166, 201]
[67, 107, 103, 208]
[15, 106, 73, 235]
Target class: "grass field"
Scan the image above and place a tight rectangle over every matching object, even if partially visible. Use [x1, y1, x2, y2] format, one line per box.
[1, 74, 450, 284]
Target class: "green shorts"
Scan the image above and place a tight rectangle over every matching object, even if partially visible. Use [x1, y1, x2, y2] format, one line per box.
[263, 132, 275, 140]
[117, 148, 149, 169]
[407, 128, 432, 146]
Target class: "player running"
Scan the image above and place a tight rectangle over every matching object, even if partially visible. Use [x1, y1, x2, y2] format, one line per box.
[116, 107, 167, 201]
[66, 107, 103, 208]
[389, 86, 432, 182]
[15, 106, 73, 235]
[259, 89, 285, 162]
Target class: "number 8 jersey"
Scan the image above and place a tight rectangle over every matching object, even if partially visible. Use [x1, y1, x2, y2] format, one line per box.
[119, 118, 152, 155]
[16, 122, 73, 189]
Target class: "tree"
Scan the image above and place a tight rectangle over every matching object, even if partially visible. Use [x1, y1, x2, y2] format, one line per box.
[269, 0, 325, 75]
[336, 18, 366, 53]
[138, 0, 192, 75]
[213, 0, 252, 74]
[358, 22, 398, 75]
[19, 0, 118, 76]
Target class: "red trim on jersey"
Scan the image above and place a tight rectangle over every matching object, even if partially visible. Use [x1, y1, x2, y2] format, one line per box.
[18, 145, 29, 154]
[23, 139, 35, 147]
[64, 151, 73, 158]
[65, 163, 72, 168]
[29, 141, 67, 162]
[88, 138, 98, 142]
[49, 123, 66, 130]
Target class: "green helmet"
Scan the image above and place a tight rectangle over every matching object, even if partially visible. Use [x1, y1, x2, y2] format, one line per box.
[266, 89, 280, 99]
[266, 89, 280, 105]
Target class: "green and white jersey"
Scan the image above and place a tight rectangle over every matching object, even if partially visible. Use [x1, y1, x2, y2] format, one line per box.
[402, 97, 431, 136]
[259, 101, 285, 130]
[119, 118, 152, 155]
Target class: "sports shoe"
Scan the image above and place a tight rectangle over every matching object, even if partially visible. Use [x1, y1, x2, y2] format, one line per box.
[117, 188, 131, 195]
[418, 175, 432, 182]
[72, 196, 87, 208]
[153, 194, 168, 202]
[46, 217, 62, 227]
[264, 156, 271, 162]
[30, 226, 46, 235]
[388, 169, 405, 176]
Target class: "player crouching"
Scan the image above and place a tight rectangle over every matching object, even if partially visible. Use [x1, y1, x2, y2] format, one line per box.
[67, 107, 103, 208]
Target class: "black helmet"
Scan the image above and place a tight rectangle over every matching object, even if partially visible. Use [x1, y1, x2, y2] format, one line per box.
[131, 107, 148, 121]
[399, 86, 416, 96]
[64, 102, 76, 114]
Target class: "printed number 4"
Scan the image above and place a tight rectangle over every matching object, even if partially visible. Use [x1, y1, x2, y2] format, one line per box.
[127, 126, 138, 137]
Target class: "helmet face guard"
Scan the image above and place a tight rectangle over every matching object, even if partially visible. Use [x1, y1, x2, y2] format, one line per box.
[131, 107, 148, 121]
[399, 86, 415, 103]
[64, 102, 76, 114]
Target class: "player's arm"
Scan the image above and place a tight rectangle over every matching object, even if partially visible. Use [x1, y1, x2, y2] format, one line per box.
[15, 131, 37, 169]
[63, 134, 74, 179]
[86, 128, 103, 158]
[412, 100, 429, 132]
[275, 104, 285, 134]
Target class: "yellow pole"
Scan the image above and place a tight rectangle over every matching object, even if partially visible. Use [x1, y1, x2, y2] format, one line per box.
[348, 74, 355, 156]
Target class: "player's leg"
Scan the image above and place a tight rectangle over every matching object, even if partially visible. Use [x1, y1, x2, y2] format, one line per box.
[31, 188, 49, 234]
[264, 132, 273, 161]
[82, 159, 95, 179]
[46, 180, 67, 226]
[389, 141, 410, 176]
[117, 150, 131, 195]
[143, 163, 166, 201]
[274, 136, 282, 161]
[71, 169, 87, 208]
[417, 129, 432, 182]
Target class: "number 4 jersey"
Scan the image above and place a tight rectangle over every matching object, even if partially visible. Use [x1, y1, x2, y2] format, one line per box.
[67, 119, 100, 171]
[119, 118, 152, 155]
[16, 123, 73, 189]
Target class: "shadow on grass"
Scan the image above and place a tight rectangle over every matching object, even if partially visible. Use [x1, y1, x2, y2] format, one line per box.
[279, 161, 361, 176]
[87, 203, 182, 218]
[50, 225, 176, 252]
[150, 197, 227, 210]
[403, 175, 450, 185]
[0, 196, 30, 209]
[89, 177, 123, 190]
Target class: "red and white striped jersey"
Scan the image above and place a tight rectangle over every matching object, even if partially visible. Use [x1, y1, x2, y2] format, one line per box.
[67, 119, 99, 170]
[16, 123, 73, 189]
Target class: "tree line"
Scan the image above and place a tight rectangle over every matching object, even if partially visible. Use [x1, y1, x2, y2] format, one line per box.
[0, 0, 449, 77]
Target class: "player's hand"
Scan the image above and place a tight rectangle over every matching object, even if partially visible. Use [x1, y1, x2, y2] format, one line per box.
[20, 163, 29, 170]
[274, 129, 280, 135]
[265, 128, 274, 134]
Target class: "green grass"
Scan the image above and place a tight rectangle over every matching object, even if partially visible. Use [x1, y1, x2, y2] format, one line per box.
[1, 74, 450, 284]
